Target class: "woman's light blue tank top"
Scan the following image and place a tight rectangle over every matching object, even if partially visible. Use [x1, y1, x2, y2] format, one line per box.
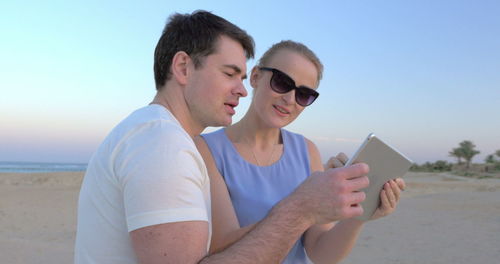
[202, 128, 311, 264]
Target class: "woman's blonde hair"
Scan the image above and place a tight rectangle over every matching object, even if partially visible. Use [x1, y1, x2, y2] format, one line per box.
[258, 40, 323, 85]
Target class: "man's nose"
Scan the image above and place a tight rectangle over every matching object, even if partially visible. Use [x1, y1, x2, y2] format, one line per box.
[235, 80, 248, 98]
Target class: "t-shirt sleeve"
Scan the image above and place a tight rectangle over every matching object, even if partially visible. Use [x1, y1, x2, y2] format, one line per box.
[114, 120, 209, 232]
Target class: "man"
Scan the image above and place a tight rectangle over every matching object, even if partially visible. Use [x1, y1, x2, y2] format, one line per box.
[75, 10, 369, 264]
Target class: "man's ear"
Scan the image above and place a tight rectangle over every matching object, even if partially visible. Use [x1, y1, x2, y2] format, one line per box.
[249, 66, 260, 88]
[171, 51, 191, 85]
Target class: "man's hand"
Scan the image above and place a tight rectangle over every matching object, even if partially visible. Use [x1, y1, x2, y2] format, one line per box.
[289, 163, 370, 225]
[326, 152, 406, 221]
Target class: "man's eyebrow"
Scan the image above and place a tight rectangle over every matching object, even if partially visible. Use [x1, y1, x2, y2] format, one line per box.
[223, 64, 247, 80]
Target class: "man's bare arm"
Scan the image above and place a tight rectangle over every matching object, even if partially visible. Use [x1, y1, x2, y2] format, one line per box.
[130, 199, 308, 264]
[194, 136, 257, 254]
[131, 221, 209, 264]
[131, 165, 370, 264]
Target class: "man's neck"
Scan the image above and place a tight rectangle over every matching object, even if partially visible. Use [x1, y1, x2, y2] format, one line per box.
[150, 86, 204, 138]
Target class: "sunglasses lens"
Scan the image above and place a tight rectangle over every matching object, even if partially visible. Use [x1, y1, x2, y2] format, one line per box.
[263, 67, 319, 106]
[270, 70, 294, 94]
[296, 88, 319, 106]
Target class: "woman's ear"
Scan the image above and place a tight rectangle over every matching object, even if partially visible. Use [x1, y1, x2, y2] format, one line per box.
[249, 66, 260, 88]
[171, 51, 191, 86]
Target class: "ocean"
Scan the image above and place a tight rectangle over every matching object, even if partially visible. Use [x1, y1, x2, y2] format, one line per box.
[0, 162, 87, 173]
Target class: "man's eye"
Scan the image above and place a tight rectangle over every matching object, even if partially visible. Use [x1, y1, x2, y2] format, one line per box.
[224, 72, 234, 77]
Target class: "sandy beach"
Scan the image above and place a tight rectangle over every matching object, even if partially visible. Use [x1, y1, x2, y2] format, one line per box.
[1, 171, 499, 263]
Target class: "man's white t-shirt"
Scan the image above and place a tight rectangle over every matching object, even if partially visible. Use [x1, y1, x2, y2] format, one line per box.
[74, 105, 211, 264]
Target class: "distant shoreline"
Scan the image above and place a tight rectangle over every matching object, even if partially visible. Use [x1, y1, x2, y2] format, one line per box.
[0, 161, 87, 173]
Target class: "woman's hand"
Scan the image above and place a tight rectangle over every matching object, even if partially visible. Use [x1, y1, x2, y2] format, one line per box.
[326, 152, 349, 169]
[370, 178, 405, 220]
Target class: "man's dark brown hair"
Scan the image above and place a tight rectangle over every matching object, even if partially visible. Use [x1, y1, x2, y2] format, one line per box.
[154, 10, 255, 90]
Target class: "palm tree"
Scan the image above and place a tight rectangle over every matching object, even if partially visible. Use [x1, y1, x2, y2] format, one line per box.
[458, 140, 480, 170]
[449, 148, 464, 164]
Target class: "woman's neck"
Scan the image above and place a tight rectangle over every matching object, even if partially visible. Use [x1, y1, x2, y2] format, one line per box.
[227, 109, 281, 150]
[225, 107, 284, 166]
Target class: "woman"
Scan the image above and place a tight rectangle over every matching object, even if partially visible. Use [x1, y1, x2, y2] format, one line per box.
[195, 40, 405, 263]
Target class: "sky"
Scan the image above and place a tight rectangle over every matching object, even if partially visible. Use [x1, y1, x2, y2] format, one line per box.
[1, 0, 499, 164]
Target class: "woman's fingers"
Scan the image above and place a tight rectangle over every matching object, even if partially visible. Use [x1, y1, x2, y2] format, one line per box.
[326, 152, 350, 169]
[336, 152, 349, 164]
[385, 181, 397, 208]
[390, 180, 401, 201]
[379, 189, 390, 210]
[327, 157, 344, 168]
[372, 179, 404, 220]
[395, 178, 406, 191]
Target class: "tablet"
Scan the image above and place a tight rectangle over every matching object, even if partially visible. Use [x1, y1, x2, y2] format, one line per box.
[345, 133, 412, 221]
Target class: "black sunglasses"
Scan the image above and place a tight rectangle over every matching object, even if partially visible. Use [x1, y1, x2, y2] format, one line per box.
[259, 67, 319, 106]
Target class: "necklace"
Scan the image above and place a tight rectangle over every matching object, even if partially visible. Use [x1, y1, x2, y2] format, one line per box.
[248, 139, 278, 166]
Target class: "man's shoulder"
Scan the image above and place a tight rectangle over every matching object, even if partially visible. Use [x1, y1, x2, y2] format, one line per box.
[114, 105, 191, 144]
[123, 105, 183, 130]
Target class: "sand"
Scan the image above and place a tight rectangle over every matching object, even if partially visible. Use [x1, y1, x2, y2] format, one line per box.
[0, 172, 82, 263]
[1, 171, 499, 263]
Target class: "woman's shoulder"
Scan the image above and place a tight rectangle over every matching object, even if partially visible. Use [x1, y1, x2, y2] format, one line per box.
[282, 129, 319, 156]
[282, 129, 312, 145]
[281, 128, 304, 139]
